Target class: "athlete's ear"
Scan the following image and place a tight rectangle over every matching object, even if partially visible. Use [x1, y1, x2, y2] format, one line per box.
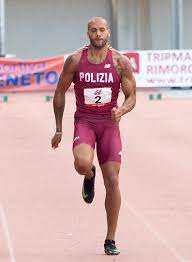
[108, 29, 111, 37]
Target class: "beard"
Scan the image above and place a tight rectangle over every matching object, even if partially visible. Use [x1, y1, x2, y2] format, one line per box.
[90, 38, 108, 49]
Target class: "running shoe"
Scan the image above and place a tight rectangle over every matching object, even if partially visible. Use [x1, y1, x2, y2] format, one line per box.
[82, 165, 96, 204]
[104, 239, 120, 255]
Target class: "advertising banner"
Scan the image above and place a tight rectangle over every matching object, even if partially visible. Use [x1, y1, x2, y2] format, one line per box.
[0, 55, 64, 92]
[123, 50, 192, 87]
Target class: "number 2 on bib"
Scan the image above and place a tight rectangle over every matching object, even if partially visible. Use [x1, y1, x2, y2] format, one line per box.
[84, 87, 112, 107]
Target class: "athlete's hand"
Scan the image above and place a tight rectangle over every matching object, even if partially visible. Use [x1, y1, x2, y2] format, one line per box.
[51, 133, 62, 149]
[111, 107, 122, 123]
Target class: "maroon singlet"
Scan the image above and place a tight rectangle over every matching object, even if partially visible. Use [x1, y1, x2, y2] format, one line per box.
[73, 47, 121, 119]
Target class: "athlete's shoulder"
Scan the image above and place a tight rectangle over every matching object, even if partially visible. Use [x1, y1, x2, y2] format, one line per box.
[111, 48, 130, 65]
[65, 49, 81, 65]
[63, 46, 87, 71]
[110, 47, 132, 76]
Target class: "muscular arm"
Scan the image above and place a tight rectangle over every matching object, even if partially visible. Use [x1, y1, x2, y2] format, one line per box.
[53, 54, 77, 133]
[111, 53, 136, 122]
[119, 55, 136, 115]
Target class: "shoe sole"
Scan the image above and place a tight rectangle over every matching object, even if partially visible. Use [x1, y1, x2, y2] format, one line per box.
[105, 250, 120, 255]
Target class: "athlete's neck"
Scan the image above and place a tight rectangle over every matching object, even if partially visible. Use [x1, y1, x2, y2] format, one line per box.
[88, 44, 109, 64]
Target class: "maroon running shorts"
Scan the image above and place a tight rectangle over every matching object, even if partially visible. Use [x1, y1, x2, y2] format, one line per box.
[73, 118, 122, 165]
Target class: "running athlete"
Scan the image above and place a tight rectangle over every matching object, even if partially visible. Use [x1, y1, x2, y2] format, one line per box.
[51, 16, 136, 255]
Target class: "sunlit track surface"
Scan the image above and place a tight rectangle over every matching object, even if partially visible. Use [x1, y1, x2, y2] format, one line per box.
[0, 91, 192, 262]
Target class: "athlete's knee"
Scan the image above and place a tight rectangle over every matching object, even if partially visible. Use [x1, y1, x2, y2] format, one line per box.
[74, 157, 92, 176]
[104, 172, 119, 191]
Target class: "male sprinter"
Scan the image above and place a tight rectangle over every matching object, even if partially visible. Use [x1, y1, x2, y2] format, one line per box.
[51, 16, 136, 255]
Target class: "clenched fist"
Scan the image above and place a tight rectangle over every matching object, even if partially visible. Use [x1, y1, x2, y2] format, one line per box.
[51, 133, 62, 149]
[111, 107, 122, 123]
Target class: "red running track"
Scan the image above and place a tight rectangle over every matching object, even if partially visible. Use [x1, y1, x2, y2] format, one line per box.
[0, 91, 192, 262]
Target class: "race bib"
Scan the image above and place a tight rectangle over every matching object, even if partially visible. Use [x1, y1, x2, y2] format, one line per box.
[84, 87, 112, 107]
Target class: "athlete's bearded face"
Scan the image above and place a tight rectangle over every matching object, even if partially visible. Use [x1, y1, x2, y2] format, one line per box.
[87, 18, 110, 49]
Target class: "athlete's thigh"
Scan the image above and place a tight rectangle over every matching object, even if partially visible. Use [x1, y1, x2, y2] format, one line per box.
[96, 121, 122, 165]
[73, 119, 96, 162]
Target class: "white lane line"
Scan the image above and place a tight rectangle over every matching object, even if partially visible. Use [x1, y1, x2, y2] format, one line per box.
[123, 199, 189, 262]
[0, 204, 17, 262]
